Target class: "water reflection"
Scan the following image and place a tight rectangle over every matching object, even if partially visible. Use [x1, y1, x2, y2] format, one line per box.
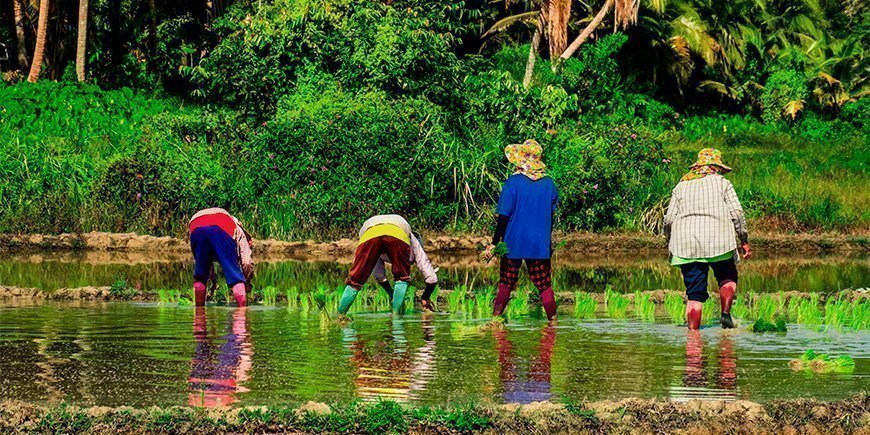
[343, 316, 436, 402]
[671, 331, 737, 402]
[188, 308, 253, 407]
[496, 325, 556, 404]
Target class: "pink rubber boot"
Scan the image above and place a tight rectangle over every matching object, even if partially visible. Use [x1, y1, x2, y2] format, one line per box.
[194, 282, 207, 306]
[719, 281, 736, 313]
[233, 283, 247, 307]
[686, 300, 703, 330]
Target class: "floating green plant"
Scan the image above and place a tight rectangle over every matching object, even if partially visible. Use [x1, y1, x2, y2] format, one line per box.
[604, 286, 630, 319]
[752, 317, 787, 333]
[789, 350, 855, 373]
[664, 293, 684, 325]
[634, 291, 655, 322]
[574, 292, 597, 319]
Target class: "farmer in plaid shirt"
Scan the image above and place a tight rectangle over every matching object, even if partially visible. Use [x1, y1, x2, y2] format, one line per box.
[664, 148, 752, 329]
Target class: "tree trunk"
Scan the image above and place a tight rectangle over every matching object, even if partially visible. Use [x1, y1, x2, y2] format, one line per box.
[523, 27, 541, 88]
[27, 0, 50, 82]
[76, 0, 88, 81]
[547, 0, 570, 61]
[148, 0, 157, 55]
[559, 0, 614, 61]
[13, 0, 29, 69]
[204, 0, 213, 30]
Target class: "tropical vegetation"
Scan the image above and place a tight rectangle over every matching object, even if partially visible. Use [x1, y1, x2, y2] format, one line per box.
[0, 0, 866, 239]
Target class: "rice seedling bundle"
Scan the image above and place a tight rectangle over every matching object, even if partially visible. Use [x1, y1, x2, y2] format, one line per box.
[664, 293, 684, 324]
[605, 286, 630, 318]
[574, 292, 597, 319]
[634, 291, 655, 322]
[789, 349, 855, 373]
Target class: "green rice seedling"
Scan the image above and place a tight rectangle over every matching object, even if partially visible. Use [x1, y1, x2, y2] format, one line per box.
[214, 285, 231, 305]
[463, 297, 476, 317]
[574, 292, 598, 319]
[299, 294, 311, 313]
[633, 291, 655, 322]
[493, 242, 509, 257]
[848, 300, 868, 330]
[604, 286, 630, 319]
[794, 294, 823, 326]
[664, 293, 684, 324]
[326, 286, 343, 312]
[730, 296, 749, 320]
[789, 349, 855, 373]
[776, 292, 788, 316]
[373, 288, 391, 312]
[178, 289, 194, 306]
[702, 297, 718, 324]
[475, 287, 495, 318]
[754, 295, 778, 322]
[505, 290, 530, 318]
[261, 286, 278, 306]
[312, 285, 331, 320]
[823, 297, 850, 330]
[404, 286, 416, 313]
[447, 287, 467, 315]
[285, 287, 299, 308]
[156, 288, 180, 304]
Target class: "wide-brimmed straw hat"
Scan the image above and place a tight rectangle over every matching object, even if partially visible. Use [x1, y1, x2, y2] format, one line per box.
[505, 139, 546, 173]
[690, 148, 732, 172]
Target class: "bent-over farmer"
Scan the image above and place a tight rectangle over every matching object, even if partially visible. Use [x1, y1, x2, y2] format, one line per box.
[189, 208, 254, 307]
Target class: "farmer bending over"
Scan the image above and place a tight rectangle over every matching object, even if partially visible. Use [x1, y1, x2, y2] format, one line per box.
[663, 148, 751, 329]
[339, 214, 438, 315]
[483, 139, 559, 321]
[189, 208, 254, 307]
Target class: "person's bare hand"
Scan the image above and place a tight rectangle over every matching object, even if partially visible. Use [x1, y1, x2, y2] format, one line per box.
[482, 244, 495, 262]
[741, 242, 752, 259]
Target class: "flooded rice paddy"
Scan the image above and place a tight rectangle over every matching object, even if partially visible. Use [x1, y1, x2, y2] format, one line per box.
[0, 252, 867, 408]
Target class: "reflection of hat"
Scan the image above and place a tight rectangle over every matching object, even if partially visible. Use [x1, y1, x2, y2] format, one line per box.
[505, 139, 546, 180]
[690, 148, 732, 172]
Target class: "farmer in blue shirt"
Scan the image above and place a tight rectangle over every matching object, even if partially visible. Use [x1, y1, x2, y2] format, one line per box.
[483, 139, 559, 320]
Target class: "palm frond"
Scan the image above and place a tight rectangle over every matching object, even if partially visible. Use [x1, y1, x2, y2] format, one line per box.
[482, 11, 540, 38]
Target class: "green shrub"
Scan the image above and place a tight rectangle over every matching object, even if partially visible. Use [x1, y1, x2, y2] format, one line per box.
[761, 70, 809, 124]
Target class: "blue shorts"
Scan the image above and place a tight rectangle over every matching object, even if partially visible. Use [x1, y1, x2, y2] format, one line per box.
[191, 226, 246, 286]
[679, 259, 738, 303]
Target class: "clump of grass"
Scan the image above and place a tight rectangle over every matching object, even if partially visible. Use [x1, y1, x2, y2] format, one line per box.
[664, 293, 685, 325]
[109, 276, 137, 299]
[574, 292, 598, 319]
[156, 288, 182, 304]
[633, 291, 655, 322]
[605, 286, 630, 319]
[789, 349, 855, 373]
[792, 294, 823, 326]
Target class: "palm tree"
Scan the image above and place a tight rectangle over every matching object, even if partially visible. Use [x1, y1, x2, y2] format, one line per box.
[76, 0, 88, 81]
[13, 0, 29, 69]
[27, 0, 50, 82]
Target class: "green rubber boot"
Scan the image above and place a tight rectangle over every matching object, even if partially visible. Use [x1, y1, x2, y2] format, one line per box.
[338, 285, 359, 315]
[392, 281, 409, 314]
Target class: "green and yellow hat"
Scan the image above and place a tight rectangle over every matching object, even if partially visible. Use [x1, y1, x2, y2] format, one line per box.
[690, 148, 732, 172]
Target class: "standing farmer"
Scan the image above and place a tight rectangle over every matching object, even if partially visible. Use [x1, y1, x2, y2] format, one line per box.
[189, 208, 254, 307]
[484, 139, 559, 321]
[663, 148, 751, 329]
[339, 214, 438, 315]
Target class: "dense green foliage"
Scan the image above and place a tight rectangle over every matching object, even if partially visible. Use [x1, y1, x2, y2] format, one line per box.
[1, 0, 867, 238]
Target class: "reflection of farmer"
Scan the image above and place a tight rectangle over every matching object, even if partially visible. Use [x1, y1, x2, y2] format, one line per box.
[663, 149, 751, 329]
[339, 215, 438, 315]
[495, 325, 556, 404]
[343, 319, 435, 402]
[673, 331, 737, 402]
[483, 140, 559, 320]
[189, 208, 254, 307]
[188, 307, 253, 407]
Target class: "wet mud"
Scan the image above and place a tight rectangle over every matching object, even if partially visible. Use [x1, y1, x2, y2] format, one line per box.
[0, 395, 866, 434]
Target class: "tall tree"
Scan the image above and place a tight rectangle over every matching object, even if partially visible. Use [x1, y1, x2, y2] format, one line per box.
[75, 0, 88, 81]
[547, 0, 570, 60]
[27, 0, 50, 82]
[13, 0, 29, 69]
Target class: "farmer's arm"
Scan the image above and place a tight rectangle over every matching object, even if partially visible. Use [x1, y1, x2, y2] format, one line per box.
[233, 223, 254, 281]
[412, 235, 438, 301]
[485, 180, 515, 258]
[662, 187, 680, 242]
[723, 180, 751, 258]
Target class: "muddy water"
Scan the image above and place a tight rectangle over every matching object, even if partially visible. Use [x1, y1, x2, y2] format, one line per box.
[0, 252, 867, 293]
[0, 301, 867, 407]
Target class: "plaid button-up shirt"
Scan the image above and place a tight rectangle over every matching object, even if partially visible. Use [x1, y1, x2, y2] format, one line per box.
[663, 175, 748, 259]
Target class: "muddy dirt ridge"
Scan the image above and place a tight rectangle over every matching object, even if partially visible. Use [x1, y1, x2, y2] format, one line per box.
[1, 231, 867, 260]
[0, 395, 866, 434]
